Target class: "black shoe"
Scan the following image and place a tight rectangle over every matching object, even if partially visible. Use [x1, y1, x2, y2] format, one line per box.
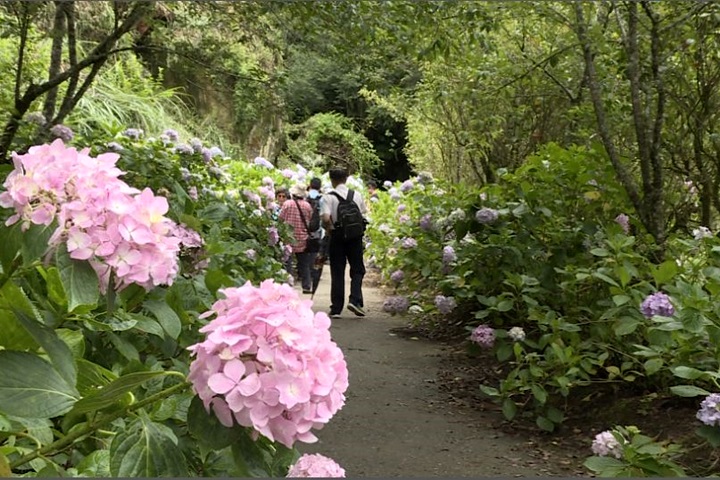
[329, 312, 341, 319]
[302, 290, 312, 294]
[347, 303, 366, 317]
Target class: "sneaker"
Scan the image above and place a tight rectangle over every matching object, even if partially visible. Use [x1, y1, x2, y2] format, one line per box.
[302, 289, 312, 294]
[329, 312, 341, 319]
[347, 303, 366, 317]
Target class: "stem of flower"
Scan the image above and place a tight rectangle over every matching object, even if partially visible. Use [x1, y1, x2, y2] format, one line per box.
[9, 381, 191, 470]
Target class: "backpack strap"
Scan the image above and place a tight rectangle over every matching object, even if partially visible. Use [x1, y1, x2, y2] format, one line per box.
[293, 199, 311, 234]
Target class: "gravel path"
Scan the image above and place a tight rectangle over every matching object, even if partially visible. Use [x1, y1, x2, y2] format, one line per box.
[298, 269, 578, 477]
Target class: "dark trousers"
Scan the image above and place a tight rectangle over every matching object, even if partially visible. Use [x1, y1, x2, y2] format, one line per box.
[329, 236, 365, 313]
[285, 251, 316, 291]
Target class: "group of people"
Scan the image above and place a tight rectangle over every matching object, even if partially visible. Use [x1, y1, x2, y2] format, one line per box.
[276, 167, 369, 319]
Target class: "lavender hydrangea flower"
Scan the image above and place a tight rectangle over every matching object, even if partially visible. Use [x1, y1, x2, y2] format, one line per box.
[383, 180, 392, 188]
[401, 237, 418, 249]
[591, 431, 623, 458]
[470, 324, 495, 348]
[390, 270, 404, 283]
[419, 214, 434, 231]
[398, 215, 410, 224]
[188, 138, 202, 152]
[106, 141, 123, 152]
[400, 180, 414, 192]
[640, 292, 674, 318]
[435, 295, 457, 315]
[25, 112, 46, 126]
[262, 176, 274, 186]
[615, 213, 630, 234]
[383, 296, 410, 315]
[163, 129, 179, 142]
[254, 156, 274, 168]
[508, 326, 526, 341]
[268, 226, 279, 246]
[188, 186, 198, 201]
[122, 128, 143, 140]
[442, 246, 456, 264]
[475, 207, 499, 224]
[174, 144, 193, 155]
[245, 249, 257, 261]
[397, 204, 407, 213]
[697, 394, 720, 426]
[49, 124, 74, 142]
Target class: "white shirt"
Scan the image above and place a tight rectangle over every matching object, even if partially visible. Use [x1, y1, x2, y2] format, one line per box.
[321, 183, 367, 224]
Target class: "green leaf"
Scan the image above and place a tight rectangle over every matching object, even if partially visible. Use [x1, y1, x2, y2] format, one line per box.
[76, 450, 111, 477]
[75, 359, 116, 396]
[0, 282, 38, 350]
[496, 299, 514, 312]
[531, 384, 547, 404]
[670, 385, 710, 397]
[613, 316, 640, 336]
[479, 385, 499, 397]
[56, 246, 98, 313]
[643, 358, 663, 376]
[144, 300, 182, 340]
[0, 351, 79, 418]
[12, 308, 77, 388]
[696, 425, 720, 448]
[536, 415, 554, 432]
[109, 414, 188, 477]
[0, 452, 10, 477]
[44, 266, 67, 309]
[71, 371, 169, 414]
[592, 272, 619, 287]
[502, 397, 517, 420]
[612, 295, 631, 307]
[671, 366, 705, 380]
[590, 248, 610, 257]
[20, 224, 54, 267]
[0, 223, 22, 274]
[230, 429, 272, 477]
[546, 406, 564, 424]
[583, 456, 626, 475]
[496, 342, 513, 362]
[187, 396, 244, 450]
[652, 260, 678, 286]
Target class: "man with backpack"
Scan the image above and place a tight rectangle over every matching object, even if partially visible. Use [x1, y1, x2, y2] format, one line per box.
[321, 167, 368, 318]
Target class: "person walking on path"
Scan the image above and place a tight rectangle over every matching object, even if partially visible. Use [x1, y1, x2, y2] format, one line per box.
[321, 167, 368, 318]
[279, 184, 315, 293]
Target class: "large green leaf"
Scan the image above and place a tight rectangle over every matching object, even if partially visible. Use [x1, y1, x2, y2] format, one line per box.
[56, 246, 98, 313]
[20, 224, 54, 267]
[0, 351, 79, 418]
[71, 371, 169, 414]
[670, 385, 710, 397]
[13, 309, 77, 388]
[144, 300, 182, 339]
[0, 223, 22, 274]
[187, 395, 244, 450]
[75, 358, 116, 396]
[109, 414, 188, 477]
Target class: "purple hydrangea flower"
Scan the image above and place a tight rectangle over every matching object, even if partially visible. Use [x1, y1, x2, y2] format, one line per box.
[174, 144, 193, 155]
[435, 295, 457, 315]
[122, 128, 143, 140]
[400, 180, 414, 192]
[25, 112, 46, 126]
[254, 156, 274, 168]
[390, 270, 404, 283]
[189, 138, 203, 152]
[398, 215, 411, 224]
[383, 296, 410, 315]
[401, 237, 418, 249]
[615, 213, 630, 234]
[397, 204, 407, 213]
[697, 394, 720, 426]
[262, 176, 274, 186]
[268, 226, 279, 246]
[470, 324, 495, 348]
[49, 124, 74, 142]
[475, 207, 499, 224]
[245, 249, 257, 261]
[591, 431, 623, 458]
[419, 214, 434, 231]
[442, 246, 456, 264]
[106, 141, 123, 152]
[640, 292, 674, 318]
[163, 129, 179, 142]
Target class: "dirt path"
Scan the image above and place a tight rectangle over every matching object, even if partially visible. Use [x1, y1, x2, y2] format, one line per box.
[299, 270, 583, 477]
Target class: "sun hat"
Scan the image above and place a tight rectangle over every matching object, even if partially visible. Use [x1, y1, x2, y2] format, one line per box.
[290, 184, 307, 198]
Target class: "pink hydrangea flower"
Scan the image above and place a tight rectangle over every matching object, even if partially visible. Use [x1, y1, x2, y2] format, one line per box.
[0, 139, 184, 291]
[287, 454, 345, 477]
[187, 280, 349, 448]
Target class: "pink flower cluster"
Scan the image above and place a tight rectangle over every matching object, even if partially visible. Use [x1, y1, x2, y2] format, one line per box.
[0, 139, 185, 291]
[187, 280, 349, 448]
[287, 454, 345, 477]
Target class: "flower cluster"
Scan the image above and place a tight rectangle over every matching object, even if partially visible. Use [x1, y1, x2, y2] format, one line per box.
[50, 124, 74, 142]
[470, 325, 495, 348]
[397, 204, 407, 213]
[697, 393, 720, 426]
[401, 237, 417, 249]
[693, 226, 713, 240]
[400, 180, 414, 193]
[287, 454, 345, 478]
[640, 292, 674, 318]
[268, 226, 280, 246]
[442, 246, 456, 264]
[383, 295, 410, 315]
[615, 213, 630, 234]
[448, 208, 466, 222]
[390, 270, 404, 283]
[122, 128, 144, 140]
[591, 431, 623, 458]
[419, 214, 434, 231]
[475, 207, 499, 224]
[0, 140, 183, 291]
[187, 280, 349, 448]
[25, 112, 47, 126]
[254, 156, 274, 169]
[434, 295, 457, 315]
[507, 326, 526, 342]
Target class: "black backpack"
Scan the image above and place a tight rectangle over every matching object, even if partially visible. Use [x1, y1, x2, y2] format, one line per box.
[307, 196, 321, 232]
[331, 190, 365, 240]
